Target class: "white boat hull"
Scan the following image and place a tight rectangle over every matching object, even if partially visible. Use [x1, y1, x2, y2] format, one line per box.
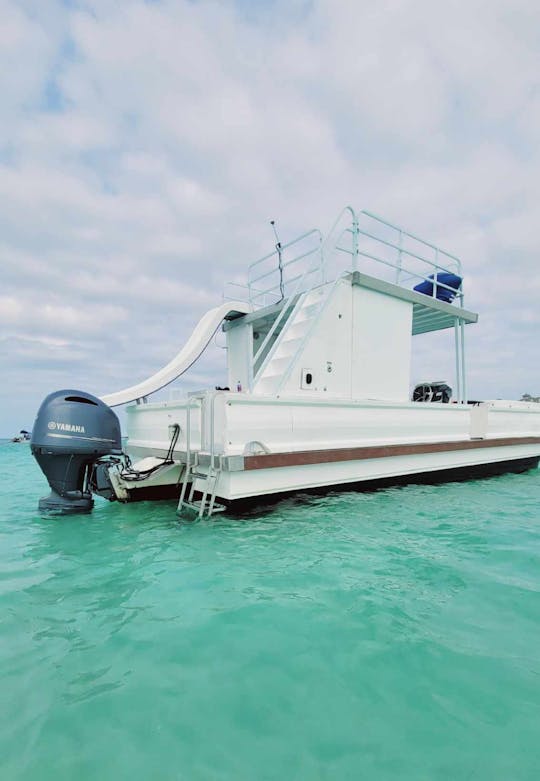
[115, 394, 540, 505]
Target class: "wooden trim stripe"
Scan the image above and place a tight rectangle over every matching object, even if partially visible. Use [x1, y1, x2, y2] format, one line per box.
[244, 436, 540, 471]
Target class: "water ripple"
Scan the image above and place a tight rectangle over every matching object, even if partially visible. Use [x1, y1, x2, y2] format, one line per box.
[1, 442, 539, 779]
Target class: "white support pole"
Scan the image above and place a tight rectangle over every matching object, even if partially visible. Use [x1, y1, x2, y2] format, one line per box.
[247, 324, 254, 393]
[460, 320, 467, 404]
[454, 319, 462, 403]
[352, 213, 359, 272]
[396, 229, 403, 285]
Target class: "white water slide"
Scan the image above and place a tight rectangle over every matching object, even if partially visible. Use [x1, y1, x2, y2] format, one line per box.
[101, 301, 251, 407]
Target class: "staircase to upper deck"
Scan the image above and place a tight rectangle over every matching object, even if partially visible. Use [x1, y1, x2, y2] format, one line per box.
[252, 286, 326, 395]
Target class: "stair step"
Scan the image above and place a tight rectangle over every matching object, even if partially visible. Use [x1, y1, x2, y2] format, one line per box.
[278, 339, 303, 351]
[283, 321, 310, 335]
[293, 312, 317, 325]
[302, 293, 323, 306]
[273, 345, 301, 359]
[263, 355, 291, 368]
[253, 287, 326, 391]
[298, 298, 320, 312]
[280, 331, 305, 342]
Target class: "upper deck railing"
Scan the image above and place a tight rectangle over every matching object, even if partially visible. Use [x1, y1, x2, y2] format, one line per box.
[224, 206, 464, 310]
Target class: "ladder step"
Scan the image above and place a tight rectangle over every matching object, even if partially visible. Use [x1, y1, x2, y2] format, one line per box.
[180, 499, 227, 515]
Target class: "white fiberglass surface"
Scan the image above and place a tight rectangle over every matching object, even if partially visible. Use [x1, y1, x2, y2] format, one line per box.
[101, 301, 251, 407]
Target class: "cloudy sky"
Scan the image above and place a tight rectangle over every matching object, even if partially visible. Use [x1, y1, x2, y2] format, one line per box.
[1, 0, 539, 435]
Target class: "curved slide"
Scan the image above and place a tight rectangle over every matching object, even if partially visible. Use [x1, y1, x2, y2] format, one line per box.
[101, 300, 251, 407]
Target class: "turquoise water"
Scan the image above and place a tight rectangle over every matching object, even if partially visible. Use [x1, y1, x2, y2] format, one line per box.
[1, 441, 539, 780]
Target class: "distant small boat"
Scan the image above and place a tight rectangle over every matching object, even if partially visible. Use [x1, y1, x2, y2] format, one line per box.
[12, 430, 31, 443]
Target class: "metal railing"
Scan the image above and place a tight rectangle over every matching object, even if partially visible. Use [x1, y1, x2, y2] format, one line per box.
[247, 229, 323, 308]
[328, 208, 464, 306]
[250, 233, 326, 380]
[226, 206, 464, 311]
[275, 273, 346, 394]
[223, 206, 468, 401]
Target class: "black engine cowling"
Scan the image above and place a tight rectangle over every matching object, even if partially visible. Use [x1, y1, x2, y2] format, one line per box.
[31, 389, 122, 514]
[412, 382, 452, 404]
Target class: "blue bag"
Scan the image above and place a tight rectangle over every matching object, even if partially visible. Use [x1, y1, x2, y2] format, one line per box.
[413, 272, 462, 303]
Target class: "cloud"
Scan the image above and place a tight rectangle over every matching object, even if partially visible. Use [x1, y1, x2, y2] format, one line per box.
[1, 0, 540, 434]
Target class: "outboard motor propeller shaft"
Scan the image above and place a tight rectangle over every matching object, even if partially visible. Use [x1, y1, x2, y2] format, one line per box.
[31, 390, 122, 515]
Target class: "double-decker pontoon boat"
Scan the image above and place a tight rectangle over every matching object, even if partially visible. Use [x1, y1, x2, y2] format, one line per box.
[31, 208, 540, 516]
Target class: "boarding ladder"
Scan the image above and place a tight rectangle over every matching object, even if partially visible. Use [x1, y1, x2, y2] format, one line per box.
[177, 393, 226, 519]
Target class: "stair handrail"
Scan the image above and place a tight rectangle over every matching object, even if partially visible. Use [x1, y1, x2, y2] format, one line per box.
[252, 209, 357, 389]
[320, 205, 359, 279]
[253, 290, 307, 384]
[275, 273, 347, 394]
[251, 236, 325, 380]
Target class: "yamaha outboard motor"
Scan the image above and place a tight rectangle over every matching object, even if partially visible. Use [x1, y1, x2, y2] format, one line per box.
[31, 390, 122, 514]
